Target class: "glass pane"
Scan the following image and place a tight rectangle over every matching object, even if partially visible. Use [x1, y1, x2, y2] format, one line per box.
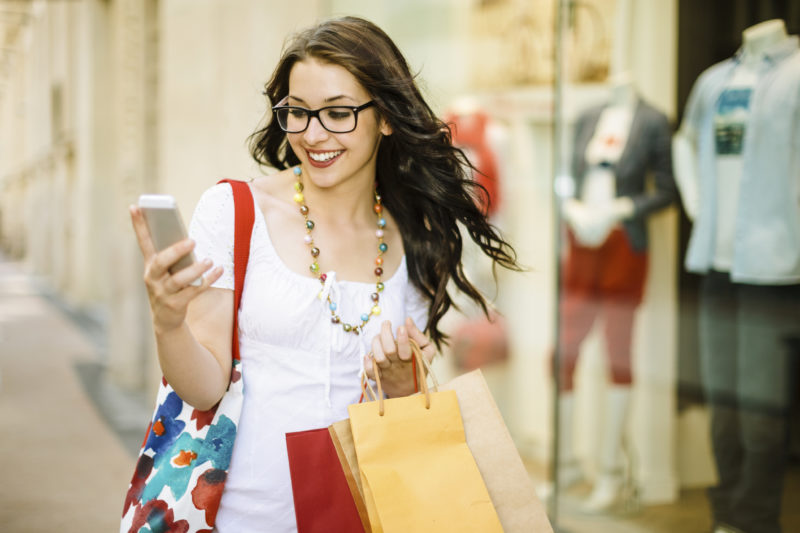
[551, 1, 800, 532]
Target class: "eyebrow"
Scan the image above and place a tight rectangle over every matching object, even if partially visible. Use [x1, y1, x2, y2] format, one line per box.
[288, 94, 357, 105]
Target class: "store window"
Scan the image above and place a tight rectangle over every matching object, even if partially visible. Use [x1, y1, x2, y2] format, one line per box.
[329, 1, 800, 531]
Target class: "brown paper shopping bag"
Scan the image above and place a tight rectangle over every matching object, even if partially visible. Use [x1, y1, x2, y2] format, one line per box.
[333, 353, 552, 532]
[329, 418, 371, 533]
[440, 369, 553, 533]
[347, 348, 503, 533]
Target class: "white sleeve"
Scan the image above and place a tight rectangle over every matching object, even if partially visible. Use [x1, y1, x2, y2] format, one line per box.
[405, 281, 430, 333]
[188, 183, 235, 290]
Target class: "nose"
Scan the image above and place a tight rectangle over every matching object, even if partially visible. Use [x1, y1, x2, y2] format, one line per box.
[302, 116, 329, 144]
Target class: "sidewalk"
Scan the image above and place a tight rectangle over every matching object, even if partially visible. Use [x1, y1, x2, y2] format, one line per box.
[0, 257, 138, 532]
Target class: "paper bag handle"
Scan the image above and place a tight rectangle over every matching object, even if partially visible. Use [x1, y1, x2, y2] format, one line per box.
[371, 339, 435, 416]
[360, 372, 378, 402]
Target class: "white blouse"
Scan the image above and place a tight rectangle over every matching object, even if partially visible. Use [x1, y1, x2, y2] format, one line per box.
[189, 183, 429, 533]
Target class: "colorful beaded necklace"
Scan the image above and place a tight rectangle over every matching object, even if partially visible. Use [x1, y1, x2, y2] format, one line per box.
[292, 165, 387, 335]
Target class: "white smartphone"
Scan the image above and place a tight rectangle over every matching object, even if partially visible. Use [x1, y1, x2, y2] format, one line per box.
[138, 194, 201, 286]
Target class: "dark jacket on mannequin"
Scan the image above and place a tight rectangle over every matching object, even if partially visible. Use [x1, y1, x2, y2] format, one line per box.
[571, 99, 678, 251]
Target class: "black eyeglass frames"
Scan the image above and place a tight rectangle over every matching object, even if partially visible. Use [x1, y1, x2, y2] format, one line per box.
[272, 97, 376, 134]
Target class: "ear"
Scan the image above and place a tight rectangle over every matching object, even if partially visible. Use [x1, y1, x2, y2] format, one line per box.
[379, 118, 393, 136]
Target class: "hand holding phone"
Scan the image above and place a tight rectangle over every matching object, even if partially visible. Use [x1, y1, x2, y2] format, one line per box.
[137, 194, 201, 286]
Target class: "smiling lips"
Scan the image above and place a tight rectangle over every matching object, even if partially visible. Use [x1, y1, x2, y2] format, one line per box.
[307, 149, 344, 167]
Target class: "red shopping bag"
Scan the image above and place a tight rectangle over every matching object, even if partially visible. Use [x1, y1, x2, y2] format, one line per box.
[286, 428, 366, 533]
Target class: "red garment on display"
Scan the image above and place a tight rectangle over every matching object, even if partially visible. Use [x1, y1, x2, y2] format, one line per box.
[558, 228, 648, 391]
[445, 111, 501, 215]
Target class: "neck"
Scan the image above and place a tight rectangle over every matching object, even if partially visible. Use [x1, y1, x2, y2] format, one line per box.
[300, 169, 377, 226]
[741, 19, 788, 62]
[608, 72, 637, 108]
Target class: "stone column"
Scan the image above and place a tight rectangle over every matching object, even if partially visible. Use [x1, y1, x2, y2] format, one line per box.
[106, 0, 159, 392]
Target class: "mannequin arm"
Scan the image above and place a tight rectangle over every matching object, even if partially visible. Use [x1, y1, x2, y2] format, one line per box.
[609, 196, 634, 219]
[672, 127, 700, 221]
[562, 197, 633, 247]
[626, 113, 679, 217]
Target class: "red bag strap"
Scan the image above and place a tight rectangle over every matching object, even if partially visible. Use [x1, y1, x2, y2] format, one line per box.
[217, 179, 255, 363]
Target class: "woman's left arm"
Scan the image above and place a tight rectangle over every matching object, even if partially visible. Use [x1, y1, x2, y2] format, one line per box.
[365, 317, 437, 398]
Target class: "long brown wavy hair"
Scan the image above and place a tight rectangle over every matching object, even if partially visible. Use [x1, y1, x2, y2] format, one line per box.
[249, 16, 520, 348]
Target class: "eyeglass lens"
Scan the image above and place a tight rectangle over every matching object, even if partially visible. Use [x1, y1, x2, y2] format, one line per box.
[276, 107, 357, 133]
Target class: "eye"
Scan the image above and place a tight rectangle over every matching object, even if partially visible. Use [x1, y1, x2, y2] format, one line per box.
[288, 108, 307, 119]
[325, 108, 353, 121]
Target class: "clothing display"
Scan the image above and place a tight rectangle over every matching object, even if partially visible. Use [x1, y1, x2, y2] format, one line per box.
[699, 272, 800, 533]
[561, 96, 677, 392]
[188, 184, 429, 532]
[559, 228, 647, 391]
[569, 98, 677, 253]
[678, 35, 800, 283]
[674, 20, 800, 533]
[557, 92, 677, 511]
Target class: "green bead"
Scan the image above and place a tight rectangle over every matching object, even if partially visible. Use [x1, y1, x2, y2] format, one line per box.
[376, 282, 384, 292]
[306, 220, 315, 230]
[343, 323, 352, 332]
[310, 262, 319, 273]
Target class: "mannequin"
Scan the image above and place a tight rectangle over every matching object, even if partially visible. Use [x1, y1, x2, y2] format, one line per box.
[672, 19, 800, 533]
[558, 72, 678, 512]
[562, 73, 636, 246]
[673, 19, 793, 222]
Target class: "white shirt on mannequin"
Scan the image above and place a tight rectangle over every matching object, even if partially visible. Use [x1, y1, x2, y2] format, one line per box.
[672, 19, 800, 283]
[712, 20, 787, 271]
[712, 67, 756, 270]
[582, 100, 635, 207]
[673, 19, 789, 225]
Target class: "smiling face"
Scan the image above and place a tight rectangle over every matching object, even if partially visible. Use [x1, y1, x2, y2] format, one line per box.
[285, 57, 392, 191]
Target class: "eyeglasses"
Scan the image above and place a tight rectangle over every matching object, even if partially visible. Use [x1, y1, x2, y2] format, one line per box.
[272, 97, 376, 134]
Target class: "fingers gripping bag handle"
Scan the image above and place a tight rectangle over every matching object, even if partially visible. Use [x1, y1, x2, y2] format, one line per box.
[120, 180, 254, 533]
[370, 339, 434, 416]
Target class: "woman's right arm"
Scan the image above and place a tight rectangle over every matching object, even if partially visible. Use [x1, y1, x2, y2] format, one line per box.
[130, 205, 233, 411]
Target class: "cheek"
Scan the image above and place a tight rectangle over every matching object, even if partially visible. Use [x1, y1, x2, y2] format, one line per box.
[286, 135, 303, 154]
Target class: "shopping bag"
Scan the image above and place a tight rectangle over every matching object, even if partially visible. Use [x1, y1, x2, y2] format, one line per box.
[285, 428, 366, 533]
[347, 345, 503, 533]
[334, 358, 553, 532]
[440, 370, 553, 532]
[120, 180, 255, 533]
[328, 378, 379, 533]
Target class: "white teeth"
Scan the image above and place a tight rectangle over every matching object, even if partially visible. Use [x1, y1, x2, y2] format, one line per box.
[308, 150, 343, 162]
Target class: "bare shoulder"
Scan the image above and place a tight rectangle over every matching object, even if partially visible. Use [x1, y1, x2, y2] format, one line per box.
[249, 168, 296, 216]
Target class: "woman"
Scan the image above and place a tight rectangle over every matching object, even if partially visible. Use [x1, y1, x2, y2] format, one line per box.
[125, 16, 518, 532]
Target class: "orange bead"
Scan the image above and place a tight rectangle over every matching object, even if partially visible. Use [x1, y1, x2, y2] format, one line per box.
[375, 257, 383, 266]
